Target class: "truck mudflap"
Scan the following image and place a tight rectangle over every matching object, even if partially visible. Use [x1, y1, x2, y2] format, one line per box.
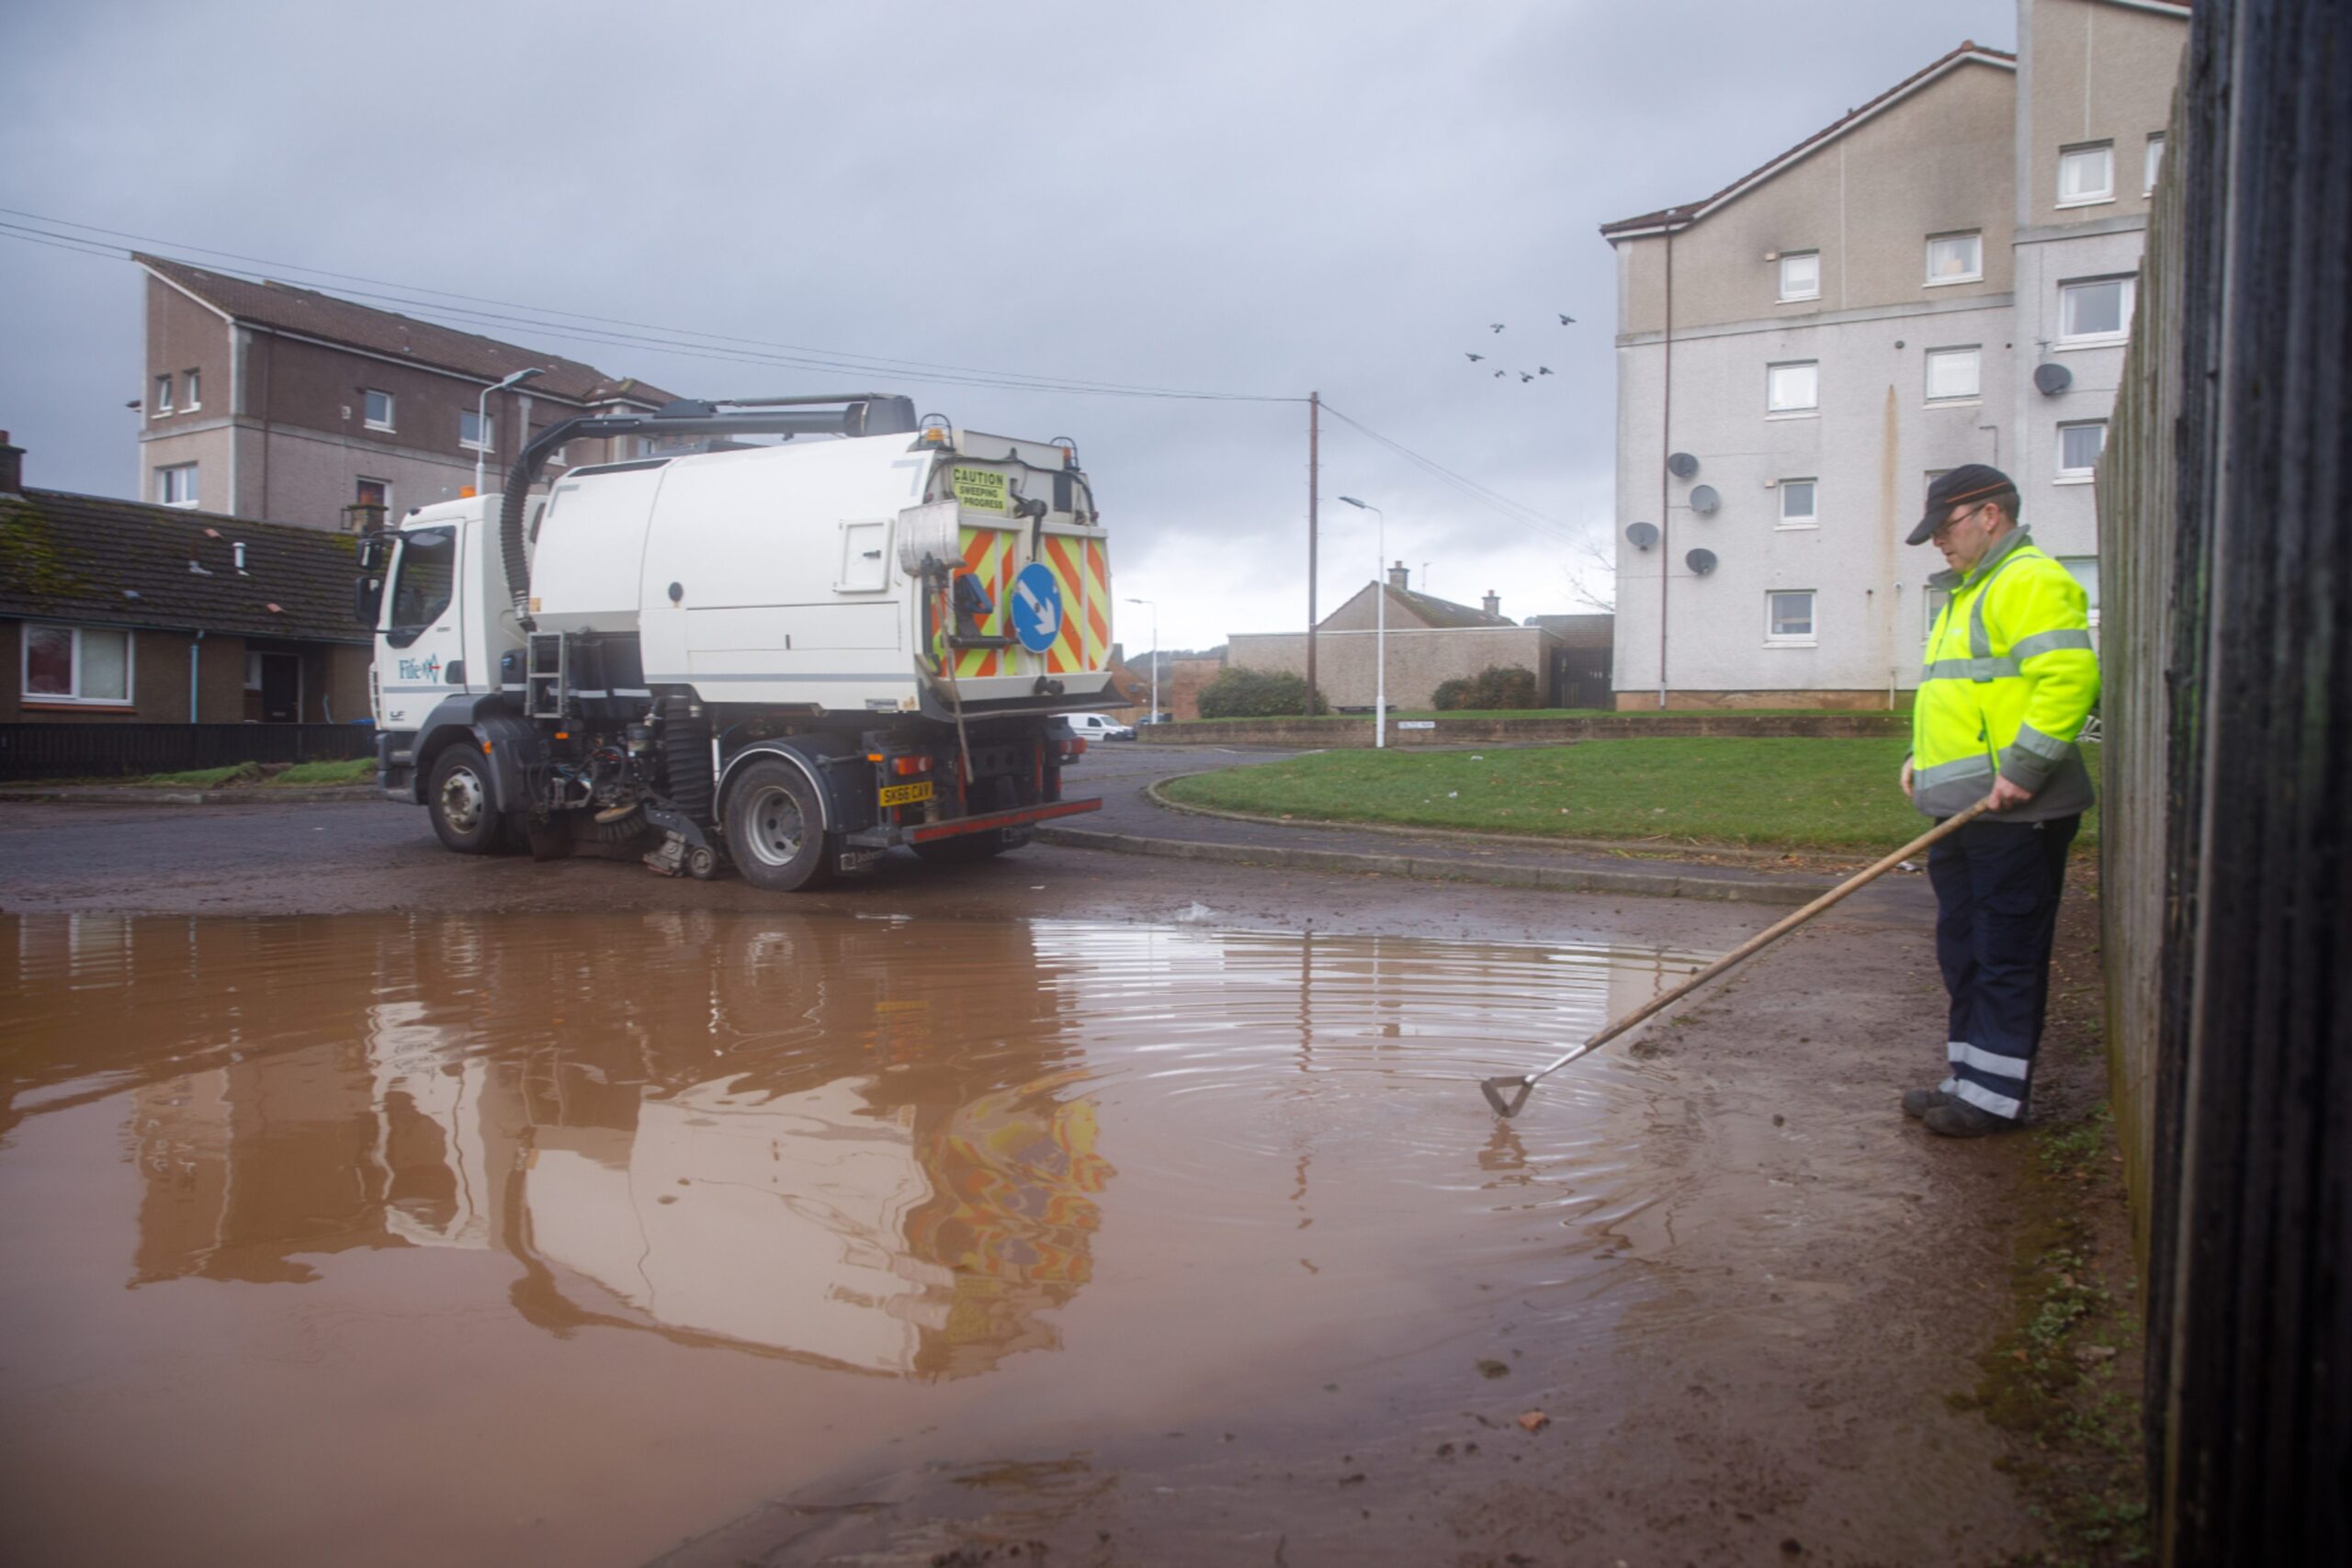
[841, 795, 1101, 852]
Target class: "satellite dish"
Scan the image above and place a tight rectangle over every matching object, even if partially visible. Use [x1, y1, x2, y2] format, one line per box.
[1689, 484, 1721, 515]
[1625, 522, 1659, 549]
[2033, 362, 2074, 396]
[1685, 548, 1718, 575]
[1667, 452, 1700, 479]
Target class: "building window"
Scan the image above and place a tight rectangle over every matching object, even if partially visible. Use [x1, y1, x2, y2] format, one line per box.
[156, 463, 198, 507]
[1926, 586, 1952, 638]
[2058, 141, 2115, 206]
[1767, 360, 1819, 415]
[2059, 276, 2136, 344]
[2058, 557, 2102, 630]
[2144, 133, 2166, 195]
[356, 477, 390, 512]
[2058, 421, 2109, 479]
[1766, 590, 1816, 645]
[1926, 346, 1982, 403]
[1778, 479, 1818, 529]
[1925, 231, 1984, 285]
[459, 410, 492, 452]
[364, 389, 395, 432]
[153, 374, 173, 416]
[1777, 251, 1820, 302]
[21, 623, 134, 706]
[184, 369, 200, 410]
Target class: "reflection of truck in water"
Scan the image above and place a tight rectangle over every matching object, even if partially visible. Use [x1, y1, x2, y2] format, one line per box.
[358, 394, 1113, 889]
[116, 912, 1114, 1379]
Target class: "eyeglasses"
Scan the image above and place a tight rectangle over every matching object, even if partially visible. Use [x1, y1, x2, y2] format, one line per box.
[1930, 501, 1991, 542]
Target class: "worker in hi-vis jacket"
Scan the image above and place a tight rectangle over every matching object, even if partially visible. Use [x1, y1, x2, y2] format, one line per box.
[1897, 465, 2100, 1137]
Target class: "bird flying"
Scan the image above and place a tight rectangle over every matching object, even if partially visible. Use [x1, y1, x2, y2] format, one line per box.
[1492, 369, 1505, 378]
[1520, 372, 1534, 383]
[1465, 352, 1485, 362]
[1537, 366, 1554, 376]
[1490, 322, 1506, 333]
[1558, 313, 1576, 325]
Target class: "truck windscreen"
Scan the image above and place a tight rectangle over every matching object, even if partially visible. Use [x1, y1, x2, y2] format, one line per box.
[385, 527, 455, 649]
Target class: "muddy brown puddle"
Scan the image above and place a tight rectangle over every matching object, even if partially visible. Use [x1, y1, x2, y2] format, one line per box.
[0, 912, 1713, 1566]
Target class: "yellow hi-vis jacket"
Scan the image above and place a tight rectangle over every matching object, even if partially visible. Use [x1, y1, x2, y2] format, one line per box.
[1912, 529, 2100, 822]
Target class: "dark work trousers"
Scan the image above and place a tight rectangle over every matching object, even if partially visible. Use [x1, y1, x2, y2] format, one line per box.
[1925, 813, 2080, 1122]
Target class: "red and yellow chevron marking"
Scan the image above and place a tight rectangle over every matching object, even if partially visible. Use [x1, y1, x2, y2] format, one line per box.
[1039, 533, 1111, 675]
[954, 525, 1014, 678]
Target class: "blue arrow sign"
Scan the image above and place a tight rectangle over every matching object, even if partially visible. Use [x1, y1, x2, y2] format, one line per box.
[1012, 561, 1063, 654]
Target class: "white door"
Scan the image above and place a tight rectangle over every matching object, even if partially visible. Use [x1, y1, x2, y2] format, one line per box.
[377, 525, 469, 728]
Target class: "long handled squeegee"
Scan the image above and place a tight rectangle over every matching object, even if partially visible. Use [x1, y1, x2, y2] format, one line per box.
[1481, 798, 1996, 1117]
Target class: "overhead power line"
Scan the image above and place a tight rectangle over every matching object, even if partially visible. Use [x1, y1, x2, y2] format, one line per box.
[1317, 401, 1587, 550]
[0, 209, 1302, 405]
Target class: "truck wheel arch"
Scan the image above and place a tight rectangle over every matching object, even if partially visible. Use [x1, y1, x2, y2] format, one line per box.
[411, 696, 537, 813]
[715, 742, 835, 833]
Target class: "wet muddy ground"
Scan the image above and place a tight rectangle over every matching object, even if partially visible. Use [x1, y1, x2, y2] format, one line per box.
[0, 781, 2084, 1566]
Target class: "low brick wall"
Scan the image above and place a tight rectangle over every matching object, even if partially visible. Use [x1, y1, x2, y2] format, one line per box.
[1141, 713, 1909, 747]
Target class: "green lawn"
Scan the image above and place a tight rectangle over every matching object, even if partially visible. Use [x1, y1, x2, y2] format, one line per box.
[1169, 707, 1894, 725]
[265, 757, 375, 785]
[1159, 737, 2103, 852]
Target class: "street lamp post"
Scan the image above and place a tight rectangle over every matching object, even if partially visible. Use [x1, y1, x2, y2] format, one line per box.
[475, 367, 547, 498]
[1337, 496, 1385, 749]
[1124, 596, 1158, 726]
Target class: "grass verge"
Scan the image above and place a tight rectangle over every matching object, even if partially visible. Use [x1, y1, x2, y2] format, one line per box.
[1159, 738, 2102, 853]
[264, 757, 375, 786]
[146, 761, 262, 788]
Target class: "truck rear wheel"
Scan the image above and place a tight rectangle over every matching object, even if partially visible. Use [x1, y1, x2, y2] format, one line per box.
[724, 759, 834, 892]
[427, 745, 510, 855]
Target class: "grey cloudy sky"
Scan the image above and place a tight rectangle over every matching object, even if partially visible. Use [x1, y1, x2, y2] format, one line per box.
[1, 0, 2014, 651]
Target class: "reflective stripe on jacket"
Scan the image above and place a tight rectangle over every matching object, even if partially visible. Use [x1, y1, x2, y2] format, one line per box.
[1912, 529, 2099, 822]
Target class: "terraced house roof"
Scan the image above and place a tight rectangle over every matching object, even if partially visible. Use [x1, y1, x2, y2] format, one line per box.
[0, 487, 369, 644]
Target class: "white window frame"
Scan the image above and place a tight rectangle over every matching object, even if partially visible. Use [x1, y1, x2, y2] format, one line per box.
[1777, 251, 1820, 303]
[1925, 345, 1983, 404]
[183, 369, 200, 411]
[363, 389, 395, 432]
[458, 410, 493, 452]
[355, 477, 391, 513]
[1924, 231, 1984, 287]
[2056, 420, 2109, 482]
[2058, 276, 2137, 346]
[1925, 586, 1952, 640]
[2058, 557, 2102, 631]
[1777, 479, 1818, 531]
[156, 463, 199, 508]
[20, 622, 136, 707]
[2144, 133, 2166, 195]
[1765, 590, 1817, 647]
[1766, 360, 1819, 417]
[2058, 141, 2115, 208]
[153, 374, 173, 416]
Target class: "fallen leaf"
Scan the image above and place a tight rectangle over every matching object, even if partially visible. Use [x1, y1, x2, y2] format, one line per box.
[1516, 1411, 1550, 1433]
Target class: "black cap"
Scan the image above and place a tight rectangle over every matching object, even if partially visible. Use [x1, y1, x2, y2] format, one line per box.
[1909, 464, 2018, 546]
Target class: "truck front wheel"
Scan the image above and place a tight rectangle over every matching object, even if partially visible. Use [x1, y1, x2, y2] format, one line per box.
[724, 759, 834, 892]
[427, 745, 510, 855]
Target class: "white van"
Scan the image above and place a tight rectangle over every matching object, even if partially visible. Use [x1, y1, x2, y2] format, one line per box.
[1064, 712, 1136, 741]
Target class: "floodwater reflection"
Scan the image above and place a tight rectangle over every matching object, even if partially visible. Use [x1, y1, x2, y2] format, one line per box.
[0, 911, 1710, 1565]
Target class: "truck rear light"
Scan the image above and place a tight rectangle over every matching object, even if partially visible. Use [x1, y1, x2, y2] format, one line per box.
[891, 755, 932, 776]
[1060, 737, 1088, 757]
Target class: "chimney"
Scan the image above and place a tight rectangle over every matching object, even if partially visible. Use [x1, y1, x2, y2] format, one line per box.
[1386, 559, 1408, 592]
[0, 431, 22, 497]
[1482, 590, 1501, 617]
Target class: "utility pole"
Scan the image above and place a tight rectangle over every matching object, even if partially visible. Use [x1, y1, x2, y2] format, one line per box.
[1306, 391, 1320, 713]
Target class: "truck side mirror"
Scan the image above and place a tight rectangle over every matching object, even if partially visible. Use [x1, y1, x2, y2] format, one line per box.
[354, 575, 384, 627]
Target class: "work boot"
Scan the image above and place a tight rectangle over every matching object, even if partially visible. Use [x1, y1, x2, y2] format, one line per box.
[1901, 1087, 1952, 1119]
[1923, 1100, 2021, 1138]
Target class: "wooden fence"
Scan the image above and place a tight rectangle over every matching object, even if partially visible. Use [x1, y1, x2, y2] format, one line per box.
[0, 723, 375, 781]
[2098, 3, 2349, 1561]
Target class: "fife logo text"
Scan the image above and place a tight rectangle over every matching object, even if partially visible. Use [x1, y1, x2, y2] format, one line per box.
[397, 656, 442, 682]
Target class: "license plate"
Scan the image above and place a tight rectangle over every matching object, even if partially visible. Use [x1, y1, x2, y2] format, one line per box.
[878, 780, 934, 807]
